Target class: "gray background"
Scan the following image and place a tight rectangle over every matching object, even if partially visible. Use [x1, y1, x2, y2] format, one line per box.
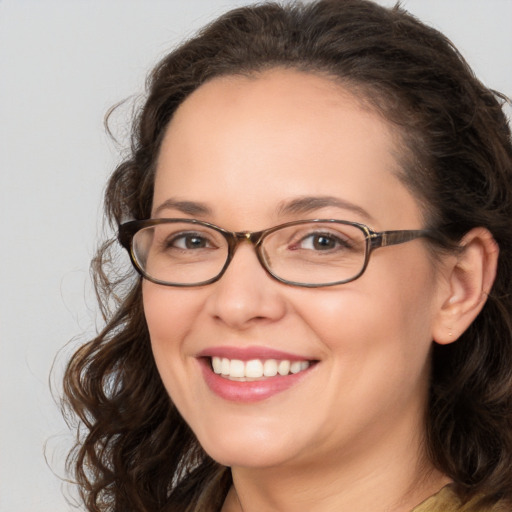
[1, 0, 511, 510]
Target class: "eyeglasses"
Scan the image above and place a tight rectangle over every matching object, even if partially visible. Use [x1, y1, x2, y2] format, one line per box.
[118, 218, 440, 288]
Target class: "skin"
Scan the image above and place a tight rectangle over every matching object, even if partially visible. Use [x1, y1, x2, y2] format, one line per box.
[143, 69, 457, 511]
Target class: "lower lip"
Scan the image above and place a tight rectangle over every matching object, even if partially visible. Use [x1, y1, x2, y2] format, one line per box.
[199, 359, 313, 403]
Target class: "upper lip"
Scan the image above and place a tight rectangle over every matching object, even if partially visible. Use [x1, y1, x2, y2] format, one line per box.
[196, 345, 314, 361]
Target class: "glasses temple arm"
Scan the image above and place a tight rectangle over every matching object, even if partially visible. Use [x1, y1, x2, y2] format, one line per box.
[370, 229, 438, 249]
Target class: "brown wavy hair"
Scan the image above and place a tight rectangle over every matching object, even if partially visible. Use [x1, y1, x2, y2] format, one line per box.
[62, 1, 512, 510]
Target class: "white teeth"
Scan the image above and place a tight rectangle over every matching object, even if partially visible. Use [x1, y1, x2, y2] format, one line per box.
[212, 357, 223, 374]
[230, 359, 245, 378]
[290, 361, 302, 374]
[245, 359, 263, 378]
[211, 356, 311, 379]
[278, 360, 291, 376]
[292, 361, 311, 373]
[221, 358, 230, 375]
[263, 359, 278, 377]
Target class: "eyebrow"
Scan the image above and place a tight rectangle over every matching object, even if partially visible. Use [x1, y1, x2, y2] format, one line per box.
[153, 198, 213, 217]
[153, 195, 373, 222]
[277, 196, 374, 222]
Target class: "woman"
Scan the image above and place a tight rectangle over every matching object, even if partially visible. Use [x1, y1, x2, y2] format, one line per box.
[63, 0, 512, 510]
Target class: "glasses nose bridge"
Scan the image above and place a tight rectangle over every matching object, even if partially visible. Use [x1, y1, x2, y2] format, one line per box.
[225, 230, 266, 261]
[232, 229, 265, 245]
[215, 229, 269, 283]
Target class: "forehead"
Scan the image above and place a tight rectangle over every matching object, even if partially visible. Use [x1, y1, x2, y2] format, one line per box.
[166, 69, 393, 146]
[153, 69, 421, 230]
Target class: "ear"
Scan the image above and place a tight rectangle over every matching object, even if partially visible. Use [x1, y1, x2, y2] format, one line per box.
[432, 227, 499, 345]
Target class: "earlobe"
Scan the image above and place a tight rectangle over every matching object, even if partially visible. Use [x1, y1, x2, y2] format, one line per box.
[433, 227, 499, 345]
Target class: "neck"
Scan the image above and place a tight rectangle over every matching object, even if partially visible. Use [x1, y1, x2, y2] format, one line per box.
[222, 424, 450, 512]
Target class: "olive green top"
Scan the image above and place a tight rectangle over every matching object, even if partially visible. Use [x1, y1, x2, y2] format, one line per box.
[412, 485, 510, 512]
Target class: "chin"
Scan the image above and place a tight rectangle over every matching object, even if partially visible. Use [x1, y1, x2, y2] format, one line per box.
[204, 446, 290, 469]
[193, 421, 301, 469]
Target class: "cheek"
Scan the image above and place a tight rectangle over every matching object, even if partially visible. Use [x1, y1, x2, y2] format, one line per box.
[142, 283, 209, 413]
[298, 249, 437, 365]
[141, 282, 205, 391]
[142, 283, 201, 344]
[304, 258, 436, 425]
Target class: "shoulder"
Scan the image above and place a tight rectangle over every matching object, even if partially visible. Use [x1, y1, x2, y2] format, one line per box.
[412, 485, 511, 512]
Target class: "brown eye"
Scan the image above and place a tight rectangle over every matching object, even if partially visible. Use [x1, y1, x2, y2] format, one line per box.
[293, 232, 352, 252]
[311, 234, 338, 250]
[166, 232, 214, 250]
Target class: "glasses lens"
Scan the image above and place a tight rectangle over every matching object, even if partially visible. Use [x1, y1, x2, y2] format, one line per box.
[261, 221, 367, 285]
[132, 222, 228, 285]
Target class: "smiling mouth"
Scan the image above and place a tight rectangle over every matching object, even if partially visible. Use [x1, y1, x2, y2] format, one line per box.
[210, 357, 313, 381]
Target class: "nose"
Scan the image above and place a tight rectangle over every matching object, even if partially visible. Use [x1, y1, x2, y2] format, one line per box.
[204, 242, 287, 330]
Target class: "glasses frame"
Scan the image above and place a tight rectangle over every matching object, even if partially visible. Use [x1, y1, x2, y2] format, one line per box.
[118, 218, 442, 288]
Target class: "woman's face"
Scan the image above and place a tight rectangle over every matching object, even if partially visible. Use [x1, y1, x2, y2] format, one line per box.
[144, 69, 445, 470]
